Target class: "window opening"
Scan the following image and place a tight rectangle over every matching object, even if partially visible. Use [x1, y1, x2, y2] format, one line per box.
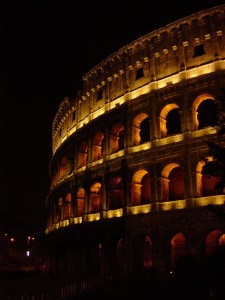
[97, 89, 103, 101]
[193, 44, 206, 58]
[135, 67, 144, 80]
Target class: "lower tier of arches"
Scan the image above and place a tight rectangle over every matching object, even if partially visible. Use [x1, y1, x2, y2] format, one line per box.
[45, 206, 225, 281]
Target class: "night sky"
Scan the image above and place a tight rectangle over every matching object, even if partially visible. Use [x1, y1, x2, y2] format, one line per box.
[1, 1, 225, 236]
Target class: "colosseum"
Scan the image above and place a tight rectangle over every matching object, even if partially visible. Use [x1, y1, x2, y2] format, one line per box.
[45, 5, 225, 278]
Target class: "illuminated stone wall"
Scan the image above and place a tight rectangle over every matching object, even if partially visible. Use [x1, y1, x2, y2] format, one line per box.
[52, 5, 225, 153]
[45, 5, 225, 278]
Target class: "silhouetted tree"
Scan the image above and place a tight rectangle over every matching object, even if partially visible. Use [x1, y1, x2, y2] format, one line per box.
[202, 87, 225, 191]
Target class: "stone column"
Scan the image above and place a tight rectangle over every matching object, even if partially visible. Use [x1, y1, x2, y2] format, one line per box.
[101, 173, 107, 212]
[74, 143, 78, 172]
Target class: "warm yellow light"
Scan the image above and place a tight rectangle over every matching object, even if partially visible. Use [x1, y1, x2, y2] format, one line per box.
[107, 150, 124, 160]
[52, 60, 225, 154]
[92, 107, 105, 119]
[157, 134, 184, 146]
[159, 200, 186, 211]
[194, 195, 225, 207]
[89, 159, 103, 167]
[77, 166, 86, 173]
[87, 213, 100, 222]
[62, 220, 69, 227]
[130, 85, 150, 99]
[73, 217, 82, 224]
[129, 142, 151, 153]
[106, 209, 123, 218]
[191, 127, 216, 138]
[129, 204, 152, 215]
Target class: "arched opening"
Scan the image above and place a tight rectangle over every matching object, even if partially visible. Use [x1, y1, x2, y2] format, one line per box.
[143, 235, 153, 271]
[160, 103, 180, 137]
[78, 141, 88, 168]
[118, 130, 125, 150]
[109, 123, 125, 154]
[205, 229, 223, 256]
[117, 238, 125, 274]
[202, 173, 223, 196]
[141, 173, 151, 204]
[166, 108, 181, 135]
[161, 163, 184, 201]
[76, 188, 85, 216]
[50, 167, 57, 188]
[132, 170, 151, 205]
[140, 117, 150, 144]
[169, 167, 185, 200]
[171, 232, 186, 273]
[205, 230, 225, 281]
[56, 198, 63, 222]
[197, 99, 217, 129]
[91, 131, 104, 162]
[132, 113, 149, 146]
[59, 155, 67, 179]
[132, 235, 153, 275]
[64, 193, 71, 219]
[52, 200, 58, 224]
[196, 158, 223, 197]
[86, 240, 102, 276]
[89, 182, 102, 213]
[192, 94, 216, 130]
[219, 234, 225, 249]
[108, 176, 124, 210]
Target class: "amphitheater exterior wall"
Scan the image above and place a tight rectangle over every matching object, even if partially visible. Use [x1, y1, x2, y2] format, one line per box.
[45, 5, 225, 278]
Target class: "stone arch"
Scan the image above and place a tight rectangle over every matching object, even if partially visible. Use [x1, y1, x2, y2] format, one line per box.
[132, 234, 153, 274]
[140, 117, 150, 144]
[76, 187, 85, 216]
[219, 234, 225, 247]
[192, 94, 216, 130]
[108, 176, 124, 210]
[159, 103, 180, 137]
[143, 235, 153, 270]
[86, 239, 102, 276]
[109, 123, 125, 154]
[78, 141, 88, 168]
[205, 229, 223, 256]
[89, 182, 102, 213]
[92, 131, 104, 161]
[204, 229, 225, 281]
[131, 169, 151, 205]
[170, 232, 187, 273]
[59, 154, 67, 179]
[50, 166, 57, 188]
[64, 193, 72, 219]
[52, 199, 58, 224]
[132, 113, 149, 146]
[196, 157, 223, 197]
[117, 238, 125, 274]
[161, 163, 184, 201]
[56, 197, 63, 222]
[107, 235, 124, 275]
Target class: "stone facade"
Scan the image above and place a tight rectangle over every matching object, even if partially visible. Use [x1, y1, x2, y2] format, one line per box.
[45, 5, 225, 278]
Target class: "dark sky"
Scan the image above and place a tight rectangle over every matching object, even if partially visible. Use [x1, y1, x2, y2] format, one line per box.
[1, 0, 225, 236]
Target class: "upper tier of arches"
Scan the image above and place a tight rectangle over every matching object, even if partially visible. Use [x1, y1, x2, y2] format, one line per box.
[50, 92, 218, 187]
[51, 5, 225, 153]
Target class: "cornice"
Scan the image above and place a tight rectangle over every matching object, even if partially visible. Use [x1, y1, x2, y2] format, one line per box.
[82, 5, 225, 81]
